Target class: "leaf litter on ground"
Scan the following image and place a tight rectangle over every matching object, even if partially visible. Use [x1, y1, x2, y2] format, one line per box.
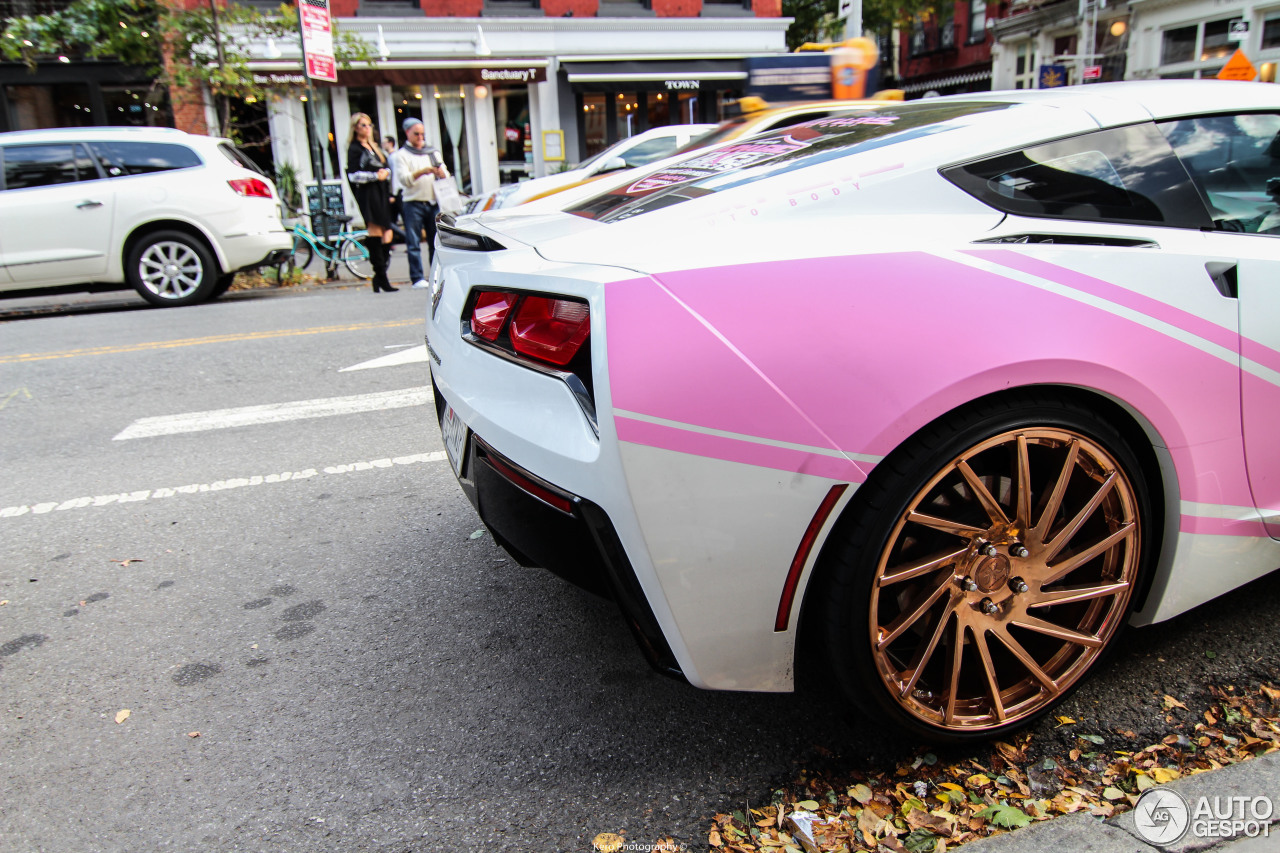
[705, 681, 1280, 852]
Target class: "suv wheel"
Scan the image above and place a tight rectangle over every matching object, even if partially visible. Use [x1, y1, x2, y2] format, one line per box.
[127, 230, 218, 307]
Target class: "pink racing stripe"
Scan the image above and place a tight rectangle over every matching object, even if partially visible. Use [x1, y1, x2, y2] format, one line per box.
[615, 416, 868, 482]
[967, 249, 1242, 356]
[1242, 338, 1280, 378]
[1179, 515, 1271, 537]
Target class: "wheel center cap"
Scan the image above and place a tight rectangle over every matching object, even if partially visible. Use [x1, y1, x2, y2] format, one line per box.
[164, 263, 178, 277]
[974, 555, 1011, 593]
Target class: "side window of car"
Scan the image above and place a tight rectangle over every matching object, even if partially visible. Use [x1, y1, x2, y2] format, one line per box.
[621, 137, 680, 168]
[2, 144, 99, 190]
[1159, 113, 1280, 234]
[90, 140, 203, 177]
[941, 123, 1212, 229]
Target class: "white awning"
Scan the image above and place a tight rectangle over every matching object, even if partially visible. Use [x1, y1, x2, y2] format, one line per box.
[901, 68, 992, 94]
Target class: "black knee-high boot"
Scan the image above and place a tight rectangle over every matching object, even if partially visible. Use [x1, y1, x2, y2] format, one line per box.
[366, 236, 389, 292]
[380, 240, 397, 291]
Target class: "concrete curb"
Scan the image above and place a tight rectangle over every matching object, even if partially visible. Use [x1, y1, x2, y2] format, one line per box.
[968, 752, 1280, 852]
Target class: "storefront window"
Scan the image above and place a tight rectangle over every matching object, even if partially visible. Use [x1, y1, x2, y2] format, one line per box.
[676, 91, 699, 123]
[303, 92, 339, 180]
[101, 85, 170, 127]
[614, 91, 641, 139]
[347, 87, 381, 138]
[392, 85, 426, 145]
[582, 93, 606, 158]
[1013, 42, 1036, 89]
[492, 84, 530, 179]
[436, 89, 470, 193]
[5, 83, 92, 130]
[647, 91, 669, 128]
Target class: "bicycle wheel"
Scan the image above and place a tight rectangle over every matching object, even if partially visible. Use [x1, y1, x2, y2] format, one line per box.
[340, 237, 373, 279]
[286, 233, 313, 272]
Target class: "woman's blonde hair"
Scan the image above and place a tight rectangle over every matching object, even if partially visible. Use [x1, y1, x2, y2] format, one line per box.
[347, 113, 385, 162]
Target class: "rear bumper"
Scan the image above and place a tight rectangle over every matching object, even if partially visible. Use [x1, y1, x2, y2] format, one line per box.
[433, 381, 683, 680]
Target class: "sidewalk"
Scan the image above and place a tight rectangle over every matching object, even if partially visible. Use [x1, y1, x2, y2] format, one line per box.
[969, 751, 1280, 852]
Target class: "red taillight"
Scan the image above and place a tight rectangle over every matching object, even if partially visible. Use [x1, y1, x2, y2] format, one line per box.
[510, 296, 590, 366]
[470, 291, 518, 341]
[228, 178, 273, 199]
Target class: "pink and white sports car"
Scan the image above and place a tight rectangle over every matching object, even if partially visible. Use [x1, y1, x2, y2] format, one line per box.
[427, 80, 1280, 742]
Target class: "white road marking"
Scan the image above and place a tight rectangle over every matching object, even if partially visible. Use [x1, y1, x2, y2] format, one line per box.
[0, 451, 448, 519]
[340, 344, 429, 372]
[113, 387, 431, 440]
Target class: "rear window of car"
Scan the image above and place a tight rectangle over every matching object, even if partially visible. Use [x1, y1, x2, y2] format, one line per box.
[217, 142, 267, 177]
[941, 122, 1212, 229]
[568, 102, 1012, 223]
[90, 140, 203, 176]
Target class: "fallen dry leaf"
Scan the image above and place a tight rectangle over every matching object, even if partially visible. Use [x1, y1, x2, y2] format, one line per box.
[1163, 694, 1188, 711]
[187, 731, 201, 738]
[115, 709, 130, 724]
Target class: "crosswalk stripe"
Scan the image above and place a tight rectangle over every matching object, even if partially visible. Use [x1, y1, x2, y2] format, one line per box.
[113, 387, 431, 440]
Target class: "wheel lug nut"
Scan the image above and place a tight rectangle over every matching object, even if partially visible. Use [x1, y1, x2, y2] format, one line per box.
[1011, 544, 1030, 558]
[962, 577, 978, 592]
[1010, 577, 1029, 594]
[980, 598, 999, 615]
[980, 543, 998, 557]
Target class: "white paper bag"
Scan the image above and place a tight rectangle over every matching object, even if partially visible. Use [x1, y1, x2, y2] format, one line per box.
[434, 176, 464, 216]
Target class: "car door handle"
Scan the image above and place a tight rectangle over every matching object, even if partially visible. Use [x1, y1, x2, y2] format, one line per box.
[76, 200, 104, 209]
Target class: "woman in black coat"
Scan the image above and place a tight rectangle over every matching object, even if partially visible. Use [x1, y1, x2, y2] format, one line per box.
[345, 112, 396, 292]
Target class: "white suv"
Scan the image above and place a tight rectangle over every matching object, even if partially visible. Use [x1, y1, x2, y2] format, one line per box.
[0, 126, 293, 307]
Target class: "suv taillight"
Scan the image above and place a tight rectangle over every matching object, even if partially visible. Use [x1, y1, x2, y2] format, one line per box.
[466, 290, 590, 368]
[228, 178, 273, 199]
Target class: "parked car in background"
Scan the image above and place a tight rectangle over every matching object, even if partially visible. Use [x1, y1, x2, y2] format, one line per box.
[466, 123, 714, 214]
[672, 95, 901, 154]
[429, 80, 1280, 742]
[500, 96, 902, 212]
[0, 126, 292, 307]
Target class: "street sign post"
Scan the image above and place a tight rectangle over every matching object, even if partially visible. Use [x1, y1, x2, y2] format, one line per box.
[298, 0, 337, 83]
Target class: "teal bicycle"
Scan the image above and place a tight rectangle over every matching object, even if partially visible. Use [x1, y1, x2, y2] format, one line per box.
[279, 209, 373, 280]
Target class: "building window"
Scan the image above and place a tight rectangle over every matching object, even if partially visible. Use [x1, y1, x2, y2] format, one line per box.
[968, 0, 987, 44]
[1160, 18, 1238, 77]
[1014, 42, 1037, 89]
[1264, 15, 1280, 50]
[1161, 25, 1197, 65]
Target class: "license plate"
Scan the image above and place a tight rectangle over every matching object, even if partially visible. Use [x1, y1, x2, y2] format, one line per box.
[442, 403, 469, 477]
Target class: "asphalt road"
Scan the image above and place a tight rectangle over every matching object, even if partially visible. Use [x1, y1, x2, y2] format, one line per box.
[2, 284, 1278, 853]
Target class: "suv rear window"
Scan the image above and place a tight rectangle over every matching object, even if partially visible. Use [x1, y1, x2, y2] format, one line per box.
[91, 140, 202, 176]
[217, 142, 266, 176]
[568, 102, 1011, 223]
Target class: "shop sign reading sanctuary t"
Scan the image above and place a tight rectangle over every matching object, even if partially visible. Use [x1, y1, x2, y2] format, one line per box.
[331, 66, 547, 87]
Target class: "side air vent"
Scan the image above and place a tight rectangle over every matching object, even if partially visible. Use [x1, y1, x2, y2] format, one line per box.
[974, 234, 1159, 249]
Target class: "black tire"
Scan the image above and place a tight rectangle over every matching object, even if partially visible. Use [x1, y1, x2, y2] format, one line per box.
[819, 393, 1153, 743]
[210, 273, 236, 299]
[126, 230, 219, 307]
[340, 238, 372, 279]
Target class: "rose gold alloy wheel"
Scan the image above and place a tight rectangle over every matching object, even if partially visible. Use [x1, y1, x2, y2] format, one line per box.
[868, 427, 1140, 732]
